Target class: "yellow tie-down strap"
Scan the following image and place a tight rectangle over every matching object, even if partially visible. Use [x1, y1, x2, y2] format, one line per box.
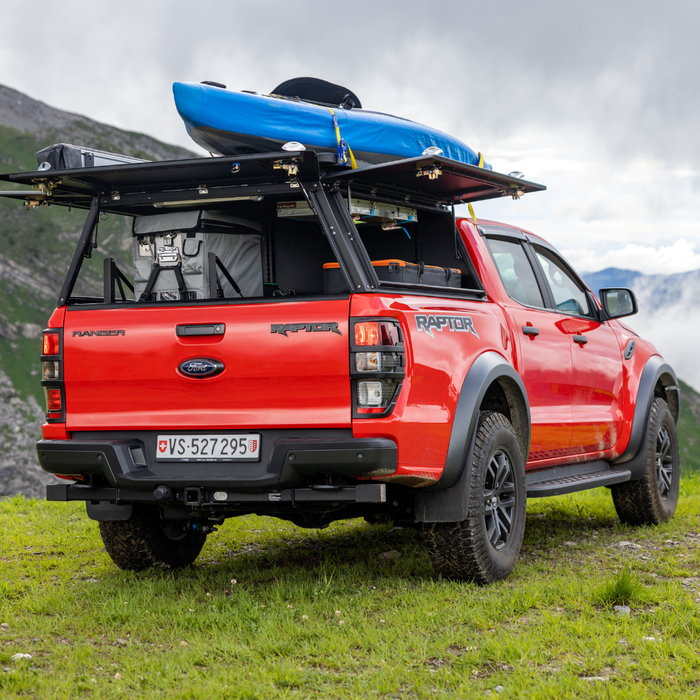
[468, 152, 485, 226]
[326, 107, 357, 169]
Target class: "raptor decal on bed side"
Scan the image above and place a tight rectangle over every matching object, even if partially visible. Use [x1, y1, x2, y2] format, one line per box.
[415, 315, 479, 339]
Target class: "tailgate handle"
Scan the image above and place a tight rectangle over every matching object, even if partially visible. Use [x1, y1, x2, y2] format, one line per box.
[176, 324, 226, 337]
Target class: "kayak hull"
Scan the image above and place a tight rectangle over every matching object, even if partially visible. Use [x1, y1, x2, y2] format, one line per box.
[174, 82, 489, 168]
[187, 124, 413, 166]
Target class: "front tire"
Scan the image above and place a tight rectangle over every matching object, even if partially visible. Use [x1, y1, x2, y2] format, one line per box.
[611, 397, 680, 525]
[99, 505, 207, 571]
[423, 412, 526, 584]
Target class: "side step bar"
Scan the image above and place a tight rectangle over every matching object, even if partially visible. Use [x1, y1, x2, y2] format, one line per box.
[526, 461, 631, 498]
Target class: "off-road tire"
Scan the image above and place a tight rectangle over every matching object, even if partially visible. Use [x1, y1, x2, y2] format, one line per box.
[99, 505, 207, 571]
[423, 411, 526, 584]
[611, 397, 680, 526]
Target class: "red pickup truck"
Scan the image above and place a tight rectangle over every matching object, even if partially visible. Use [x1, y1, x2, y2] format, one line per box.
[1, 148, 680, 583]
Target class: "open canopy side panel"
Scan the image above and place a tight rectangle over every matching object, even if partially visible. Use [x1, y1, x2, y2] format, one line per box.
[324, 155, 546, 207]
[0, 151, 318, 216]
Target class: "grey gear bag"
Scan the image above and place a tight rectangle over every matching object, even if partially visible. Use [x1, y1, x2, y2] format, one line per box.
[132, 211, 264, 301]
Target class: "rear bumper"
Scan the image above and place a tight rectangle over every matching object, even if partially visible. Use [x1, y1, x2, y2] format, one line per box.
[37, 433, 398, 493]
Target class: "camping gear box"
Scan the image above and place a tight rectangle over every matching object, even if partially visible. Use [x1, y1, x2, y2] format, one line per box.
[36, 143, 149, 170]
[132, 211, 263, 301]
[323, 259, 461, 294]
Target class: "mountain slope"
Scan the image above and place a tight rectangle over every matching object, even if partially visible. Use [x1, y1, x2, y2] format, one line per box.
[0, 83, 196, 497]
[0, 84, 194, 167]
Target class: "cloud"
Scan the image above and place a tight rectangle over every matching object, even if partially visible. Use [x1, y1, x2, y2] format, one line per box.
[1, 0, 699, 160]
[1, 0, 700, 272]
[562, 239, 700, 275]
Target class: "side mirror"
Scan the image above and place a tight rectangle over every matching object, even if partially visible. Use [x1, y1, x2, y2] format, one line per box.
[599, 287, 638, 320]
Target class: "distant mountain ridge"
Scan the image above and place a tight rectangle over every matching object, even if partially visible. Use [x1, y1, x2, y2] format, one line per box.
[582, 267, 700, 316]
[581, 267, 642, 293]
[581, 266, 700, 392]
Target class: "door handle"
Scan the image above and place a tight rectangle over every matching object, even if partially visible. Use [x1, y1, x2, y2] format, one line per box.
[573, 334, 588, 344]
[522, 326, 540, 336]
[176, 323, 226, 336]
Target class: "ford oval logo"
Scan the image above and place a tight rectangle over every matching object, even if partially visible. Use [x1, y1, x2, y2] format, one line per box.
[178, 358, 224, 379]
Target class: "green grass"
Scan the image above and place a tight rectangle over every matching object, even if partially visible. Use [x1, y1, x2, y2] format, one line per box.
[591, 568, 648, 607]
[1, 479, 699, 698]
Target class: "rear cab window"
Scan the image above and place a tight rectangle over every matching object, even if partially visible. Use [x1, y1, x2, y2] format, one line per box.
[484, 236, 545, 308]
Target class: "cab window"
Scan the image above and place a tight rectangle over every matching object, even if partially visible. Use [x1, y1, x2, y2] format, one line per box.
[533, 246, 592, 318]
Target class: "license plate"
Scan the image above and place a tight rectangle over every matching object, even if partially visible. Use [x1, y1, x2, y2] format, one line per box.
[156, 434, 261, 461]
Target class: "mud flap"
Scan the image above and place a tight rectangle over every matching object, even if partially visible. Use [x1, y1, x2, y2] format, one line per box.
[86, 501, 133, 522]
[414, 427, 478, 523]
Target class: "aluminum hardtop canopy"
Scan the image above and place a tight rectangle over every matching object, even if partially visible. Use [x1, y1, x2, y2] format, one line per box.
[0, 150, 545, 215]
[324, 154, 546, 206]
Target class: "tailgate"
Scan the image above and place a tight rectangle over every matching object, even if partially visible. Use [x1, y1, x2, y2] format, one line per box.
[63, 300, 351, 430]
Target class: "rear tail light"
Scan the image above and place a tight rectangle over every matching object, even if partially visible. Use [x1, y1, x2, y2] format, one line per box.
[45, 388, 62, 412]
[42, 361, 60, 380]
[355, 351, 402, 373]
[357, 380, 399, 408]
[355, 352, 379, 372]
[43, 333, 60, 355]
[354, 321, 401, 347]
[351, 319, 405, 417]
[42, 330, 64, 420]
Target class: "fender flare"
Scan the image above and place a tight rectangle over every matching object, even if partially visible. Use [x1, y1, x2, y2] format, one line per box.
[415, 351, 530, 523]
[611, 355, 679, 479]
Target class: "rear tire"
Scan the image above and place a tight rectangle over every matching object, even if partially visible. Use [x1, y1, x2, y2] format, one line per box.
[611, 397, 680, 526]
[423, 412, 526, 584]
[99, 505, 207, 571]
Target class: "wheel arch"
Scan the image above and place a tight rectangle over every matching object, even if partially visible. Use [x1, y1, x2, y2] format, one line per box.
[611, 354, 679, 479]
[414, 351, 530, 523]
[480, 374, 530, 464]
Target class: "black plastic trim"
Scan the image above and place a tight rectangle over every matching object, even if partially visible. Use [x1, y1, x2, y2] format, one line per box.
[611, 356, 679, 477]
[37, 435, 397, 492]
[599, 287, 639, 321]
[349, 318, 405, 419]
[525, 461, 631, 497]
[41, 327, 65, 423]
[64, 293, 352, 310]
[176, 324, 226, 337]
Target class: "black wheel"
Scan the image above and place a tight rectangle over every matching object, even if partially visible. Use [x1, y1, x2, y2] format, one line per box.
[99, 505, 207, 571]
[611, 397, 680, 525]
[423, 412, 526, 584]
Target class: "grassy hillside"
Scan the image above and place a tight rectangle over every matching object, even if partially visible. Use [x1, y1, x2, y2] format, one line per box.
[0, 99, 193, 406]
[678, 380, 700, 473]
[0, 481, 699, 698]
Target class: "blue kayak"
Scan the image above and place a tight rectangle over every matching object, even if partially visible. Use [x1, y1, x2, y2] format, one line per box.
[173, 80, 490, 169]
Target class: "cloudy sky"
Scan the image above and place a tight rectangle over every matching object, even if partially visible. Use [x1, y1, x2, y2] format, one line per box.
[1, 0, 699, 274]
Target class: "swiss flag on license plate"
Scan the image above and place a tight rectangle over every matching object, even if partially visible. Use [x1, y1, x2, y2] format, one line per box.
[158, 440, 167, 453]
[248, 439, 258, 452]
